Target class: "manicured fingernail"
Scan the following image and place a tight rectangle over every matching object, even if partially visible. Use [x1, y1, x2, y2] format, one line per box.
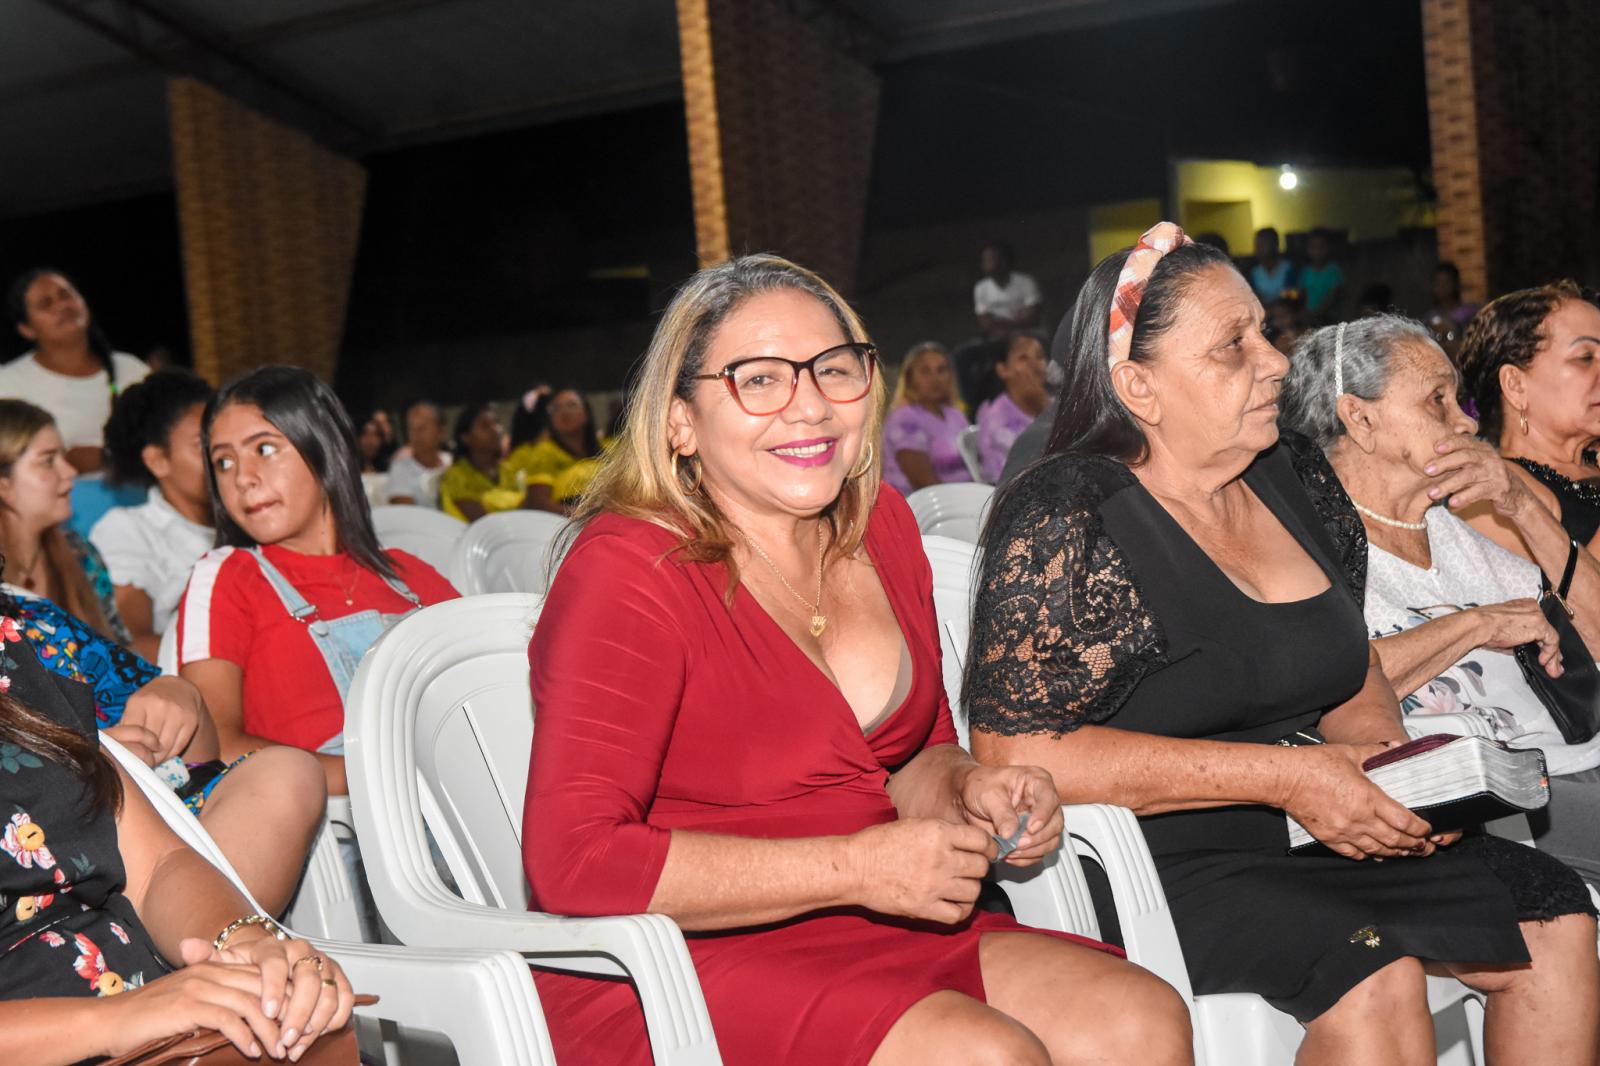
[248, 1044, 260, 1059]
[290, 1048, 304, 1063]
[265, 1000, 279, 1019]
[1425, 464, 1437, 474]
[282, 1029, 299, 1047]
[1428, 487, 1442, 497]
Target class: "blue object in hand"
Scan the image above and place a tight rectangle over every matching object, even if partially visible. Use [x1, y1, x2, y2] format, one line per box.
[992, 811, 1030, 860]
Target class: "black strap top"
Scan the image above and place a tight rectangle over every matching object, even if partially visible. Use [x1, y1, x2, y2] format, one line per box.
[1512, 457, 1600, 544]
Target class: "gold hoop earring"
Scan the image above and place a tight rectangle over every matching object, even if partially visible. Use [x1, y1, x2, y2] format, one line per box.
[1519, 409, 1530, 435]
[673, 450, 703, 494]
[848, 441, 875, 480]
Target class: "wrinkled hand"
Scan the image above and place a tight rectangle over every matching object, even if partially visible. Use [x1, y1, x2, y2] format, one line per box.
[956, 764, 1063, 867]
[120, 676, 208, 763]
[848, 818, 995, 924]
[1281, 744, 1436, 860]
[1470, 601, 1563, 675]
[103, 722, 164, 767]
[100, 955, 278, 1059]
[195, 934, 354, 1061]
[1424, 436, 1529, 515]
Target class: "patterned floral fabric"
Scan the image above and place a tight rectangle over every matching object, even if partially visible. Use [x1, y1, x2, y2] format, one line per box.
[5, 588, 158, 729]
[0, 625, 168, 1002]
[64, 527, 133, 647]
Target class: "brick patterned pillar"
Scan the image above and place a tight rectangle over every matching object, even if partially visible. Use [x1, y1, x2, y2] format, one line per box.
[1423, 0, 1600, 298]
[1421, 0, 1488, 303]
[168, 77, 366, 384]
[675, 0, 879, 292]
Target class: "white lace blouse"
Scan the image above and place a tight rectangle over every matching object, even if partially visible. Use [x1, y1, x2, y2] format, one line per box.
[1364, 507, 1600, 776]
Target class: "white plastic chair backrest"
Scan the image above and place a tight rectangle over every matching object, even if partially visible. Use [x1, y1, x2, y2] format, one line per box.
[922, 535, 978, 750]
[450, 511, 568, 595]
[347, 594, 544, 921]
[906, 482, 995, 543]
[371, 505, 465, 580]
[157, 624, 178, 675]
[955, 424, 985, 482]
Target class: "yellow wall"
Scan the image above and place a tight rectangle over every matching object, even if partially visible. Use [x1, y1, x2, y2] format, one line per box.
[1173, 159, 1433, 251]
[1087, 199, 1163, 265]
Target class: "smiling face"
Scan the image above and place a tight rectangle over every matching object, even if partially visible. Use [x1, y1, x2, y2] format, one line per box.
[1125, 264, 1288, 465]
[0, 425, 75, 530]
[669, 288, 872, 520]
[207, 402, 329, 548]
[1510, 299, 1600, 443]
[15, 273, 90, 349]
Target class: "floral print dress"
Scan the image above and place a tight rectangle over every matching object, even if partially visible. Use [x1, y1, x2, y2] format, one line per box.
[0, 622, 168, 1002]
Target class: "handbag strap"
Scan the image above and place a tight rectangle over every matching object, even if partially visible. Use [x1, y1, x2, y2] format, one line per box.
[1541, 537, 1581, 618]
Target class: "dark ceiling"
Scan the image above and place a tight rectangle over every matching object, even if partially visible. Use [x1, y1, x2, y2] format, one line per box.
[0, 0, 1241, 217]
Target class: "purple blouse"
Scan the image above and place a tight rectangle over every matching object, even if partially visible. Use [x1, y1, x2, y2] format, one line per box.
[882, 403, 973, 494]
[976, 392, 1036, 483]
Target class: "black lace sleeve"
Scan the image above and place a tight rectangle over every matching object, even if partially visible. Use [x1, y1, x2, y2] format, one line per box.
[962, 456, 1168, 737]
[1281, 430, 1367, 606]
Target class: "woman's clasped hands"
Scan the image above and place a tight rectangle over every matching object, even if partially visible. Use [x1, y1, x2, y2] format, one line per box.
[848, 763, 1062, 925]
[1280, 743, 1460, 862]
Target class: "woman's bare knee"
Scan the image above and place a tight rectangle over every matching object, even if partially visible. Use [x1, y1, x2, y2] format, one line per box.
[1311, 956, 1429, 1032]
[870, 990, 1050, 1066]
[1454, 913, 1600, 995]
[1038, 966, 1192, 1066]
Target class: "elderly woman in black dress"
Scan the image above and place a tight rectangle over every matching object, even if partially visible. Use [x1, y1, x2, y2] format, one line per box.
[966, 223, 1600, 1065]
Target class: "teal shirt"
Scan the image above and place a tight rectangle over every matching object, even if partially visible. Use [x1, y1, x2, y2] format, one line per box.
[1300, 263, 1345, 313]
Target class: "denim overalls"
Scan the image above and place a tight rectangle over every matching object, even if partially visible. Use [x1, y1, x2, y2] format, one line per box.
[245, 547, 422, 754]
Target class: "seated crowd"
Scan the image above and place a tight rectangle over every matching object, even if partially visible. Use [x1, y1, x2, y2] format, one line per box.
[2, 229, 1600, 1066]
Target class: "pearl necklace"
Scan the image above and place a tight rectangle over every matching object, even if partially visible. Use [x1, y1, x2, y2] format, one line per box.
[1350, 500, 1428, 531]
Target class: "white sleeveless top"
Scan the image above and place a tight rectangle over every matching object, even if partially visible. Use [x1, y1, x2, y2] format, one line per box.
[1364, 507, 1600, 776]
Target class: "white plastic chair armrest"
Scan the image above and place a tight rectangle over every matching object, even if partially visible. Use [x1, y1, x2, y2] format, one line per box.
[991, 830, 1101, 940]
[313, 940, 555, 1065]
[1059, 803, 1197, 1002]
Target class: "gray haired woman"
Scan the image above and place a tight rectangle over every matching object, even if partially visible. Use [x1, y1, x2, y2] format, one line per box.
[1281, 314, 1600, 884]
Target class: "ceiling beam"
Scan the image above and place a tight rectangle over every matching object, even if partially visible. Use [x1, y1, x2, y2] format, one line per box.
[32, 0, 377, 150]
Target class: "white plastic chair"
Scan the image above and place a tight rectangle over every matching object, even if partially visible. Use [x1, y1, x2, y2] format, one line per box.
[371, 504, 465, 581]
[955, 424, 985, 482]
[449, 510, 568, 595]
[922, 535, 978, 749]
[156, 624, 177, 675]
[906, 482, 995, 542]
[100, 732, 557, 1065]
[344, 594, 722, 1065]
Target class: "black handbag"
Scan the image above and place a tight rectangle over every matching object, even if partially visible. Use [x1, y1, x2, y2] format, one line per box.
[1513, 538, 1600, 744]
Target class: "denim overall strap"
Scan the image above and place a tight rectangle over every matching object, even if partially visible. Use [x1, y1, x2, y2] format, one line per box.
[244, 549, 420, 755]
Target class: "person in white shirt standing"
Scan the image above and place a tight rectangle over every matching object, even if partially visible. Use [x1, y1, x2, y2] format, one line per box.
[385, 399, 452, 508]
[1, 269, 150, 474]
[91, 369, 216, 660]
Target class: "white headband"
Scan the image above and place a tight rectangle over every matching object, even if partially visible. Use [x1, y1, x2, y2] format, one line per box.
[1333, 321, 1348, 399]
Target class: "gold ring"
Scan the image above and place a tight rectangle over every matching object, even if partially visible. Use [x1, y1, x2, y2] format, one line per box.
[321, 978, 337, 989]
[293, 955, 326, 974]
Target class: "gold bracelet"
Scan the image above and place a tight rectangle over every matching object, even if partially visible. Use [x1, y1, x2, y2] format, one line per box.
[212, 914, 287, 952]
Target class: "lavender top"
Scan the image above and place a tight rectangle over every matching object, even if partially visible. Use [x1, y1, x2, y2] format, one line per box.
[882, 403, 972, 494]
[976, 392, 1036, 483]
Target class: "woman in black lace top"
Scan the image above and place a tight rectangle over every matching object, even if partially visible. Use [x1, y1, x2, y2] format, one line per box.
[1458, 281, 1600, 553]
[965, 225, 1600, 1065]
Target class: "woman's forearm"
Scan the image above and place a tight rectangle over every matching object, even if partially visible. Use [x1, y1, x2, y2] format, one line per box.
[1371, 614, 1485, 702]
[1505, 491, 1600, 650]
[136, 845, 261, 963]
[0, 999, 119, 1066]
[645, 829, 862, 930]
[884, 743, 972, 823]
[972, 724, 1299, 815]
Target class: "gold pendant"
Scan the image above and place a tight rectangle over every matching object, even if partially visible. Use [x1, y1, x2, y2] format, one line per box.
[810, 614, 827, 637]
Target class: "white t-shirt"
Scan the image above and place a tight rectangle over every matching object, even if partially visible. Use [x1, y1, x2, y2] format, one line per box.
[973, 272, 1041, 323]
[386, 449, 452, 509]
[0, 351, 150, 449]
[1364, 508, 1600, 776]
[88, 485, 215, 635]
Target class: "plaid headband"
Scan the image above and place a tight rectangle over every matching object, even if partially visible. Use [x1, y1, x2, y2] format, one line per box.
[1107, 221, 1193, 369]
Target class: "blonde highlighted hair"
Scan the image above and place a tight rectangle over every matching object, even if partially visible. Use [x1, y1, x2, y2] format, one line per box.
[0, 399, 116, 639]
[891, 340, 956, 409]
[566, 254, 885, 591]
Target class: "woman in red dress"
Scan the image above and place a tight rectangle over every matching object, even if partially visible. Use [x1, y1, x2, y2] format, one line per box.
[522, 255, 1193, 1065]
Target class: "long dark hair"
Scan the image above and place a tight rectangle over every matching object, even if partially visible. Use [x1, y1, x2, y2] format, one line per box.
[103, 369, 215, 488]
[0, 585, 121, 813]
[1044, 240, 1235, 463]
[5, 268, 119, 388]
[510, 387, 601, 457]
[202, 366, 396, 581]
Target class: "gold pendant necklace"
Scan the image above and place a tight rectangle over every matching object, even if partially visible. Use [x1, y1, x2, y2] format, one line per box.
[740, 523, 828, 636]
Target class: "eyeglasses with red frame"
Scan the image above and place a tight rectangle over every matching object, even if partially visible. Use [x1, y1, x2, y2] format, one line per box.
[691, 342, 879, 417]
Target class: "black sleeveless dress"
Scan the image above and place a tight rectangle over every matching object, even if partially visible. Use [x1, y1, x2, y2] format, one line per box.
[1511, 457, 1600, 544]
[0, 628, 168, 1003]
[966, 433, 1593, 1022]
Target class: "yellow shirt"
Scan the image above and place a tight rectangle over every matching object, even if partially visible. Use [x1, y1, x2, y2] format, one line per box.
[501, 438, 608, 503]
[438, 459, 524, 521]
